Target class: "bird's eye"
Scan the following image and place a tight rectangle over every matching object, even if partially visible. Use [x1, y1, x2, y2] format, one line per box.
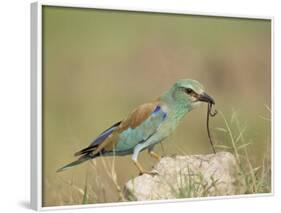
[185, 88, 193, 94]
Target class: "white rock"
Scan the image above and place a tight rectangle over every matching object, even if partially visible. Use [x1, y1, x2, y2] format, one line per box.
[124, 152, 246, 200]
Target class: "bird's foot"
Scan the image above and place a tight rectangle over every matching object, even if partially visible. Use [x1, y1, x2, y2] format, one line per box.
[139, 170, 159, 176]
[133, 161, 159, 176]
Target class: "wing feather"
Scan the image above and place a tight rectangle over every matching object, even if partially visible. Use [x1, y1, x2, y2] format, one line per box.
[94, 101, 164, 154]
[119, 102, 159, 130]
[74, 121, 121, 156]
[75, 100, 166, 157]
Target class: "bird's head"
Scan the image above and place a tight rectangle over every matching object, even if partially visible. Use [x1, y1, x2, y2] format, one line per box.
[163, 79, 215, 111]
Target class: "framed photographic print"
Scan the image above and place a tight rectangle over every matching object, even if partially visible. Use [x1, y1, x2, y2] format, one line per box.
[31, 1, 273, 210]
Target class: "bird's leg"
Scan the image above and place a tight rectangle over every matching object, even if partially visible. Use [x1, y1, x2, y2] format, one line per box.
[148, 146, 161, 161]
[132, 144, 158, 176]
[150, 151, 162, 161]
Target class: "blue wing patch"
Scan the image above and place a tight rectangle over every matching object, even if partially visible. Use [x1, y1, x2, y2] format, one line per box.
[153, 105, 161, 113]
[152, 105, 166, 120]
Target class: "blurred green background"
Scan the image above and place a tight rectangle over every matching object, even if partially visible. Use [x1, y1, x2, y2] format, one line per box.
[42, 6, 271, 206]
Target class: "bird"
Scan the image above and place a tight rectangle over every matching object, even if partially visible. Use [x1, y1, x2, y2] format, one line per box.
[57, 79, 215, 175]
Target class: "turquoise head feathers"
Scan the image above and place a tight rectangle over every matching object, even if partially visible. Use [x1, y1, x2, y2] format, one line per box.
[161, 79, 214, 112]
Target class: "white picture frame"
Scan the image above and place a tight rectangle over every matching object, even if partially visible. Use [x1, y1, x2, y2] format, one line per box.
[31, 1, 274, 210]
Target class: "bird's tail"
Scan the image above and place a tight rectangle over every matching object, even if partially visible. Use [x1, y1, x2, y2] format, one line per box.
[56, 155, 92, 173]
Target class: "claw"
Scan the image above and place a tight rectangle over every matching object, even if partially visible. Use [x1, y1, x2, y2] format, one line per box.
[134, 161, 159, 176]
[139, 170, 159, 176]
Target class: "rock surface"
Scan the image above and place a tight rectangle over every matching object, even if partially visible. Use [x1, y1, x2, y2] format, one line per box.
[124, 152, 246, 201]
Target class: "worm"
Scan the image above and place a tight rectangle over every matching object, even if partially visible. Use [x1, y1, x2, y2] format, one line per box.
[206, 103, 217, 154]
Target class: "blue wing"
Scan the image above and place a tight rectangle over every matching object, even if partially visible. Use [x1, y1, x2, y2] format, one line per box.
[74, 104, 167, 157]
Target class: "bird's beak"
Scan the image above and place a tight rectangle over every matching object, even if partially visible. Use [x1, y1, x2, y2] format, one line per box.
[197, 92, 215, 104]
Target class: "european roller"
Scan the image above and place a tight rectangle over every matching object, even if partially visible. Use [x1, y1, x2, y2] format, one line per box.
[57, 79, 216, 175]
